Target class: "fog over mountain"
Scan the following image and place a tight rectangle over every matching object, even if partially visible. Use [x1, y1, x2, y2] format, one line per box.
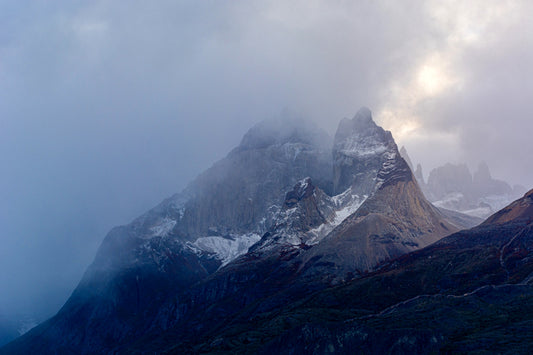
[1, 0, 533, 333]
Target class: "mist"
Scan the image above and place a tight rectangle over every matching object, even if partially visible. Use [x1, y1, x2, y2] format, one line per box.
[1, 0, 533, 323]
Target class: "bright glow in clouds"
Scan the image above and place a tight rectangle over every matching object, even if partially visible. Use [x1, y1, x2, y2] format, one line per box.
[418, 64, 452, 96]
[376, 0, 528, 174]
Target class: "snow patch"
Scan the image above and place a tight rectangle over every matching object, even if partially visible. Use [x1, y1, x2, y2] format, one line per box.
[461, 206, 493, 219]
[432, 192, 465, 209]
[191, 233, 261, 266]
[150, 218, 176, 237]
[339, 134, 388, 158]
[332, 197, 365, 226]
[332, 188, 367, 226]
[479, 194, 515, 212]
[306, 188, 367, 245]
[282, 142, 305, 161]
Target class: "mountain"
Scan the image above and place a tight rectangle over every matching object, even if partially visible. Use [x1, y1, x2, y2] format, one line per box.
[2, 108, 478, 354]
[298, 110, 459, 281]
[2, 117, 334, 354]
[399, 147, 526, 218]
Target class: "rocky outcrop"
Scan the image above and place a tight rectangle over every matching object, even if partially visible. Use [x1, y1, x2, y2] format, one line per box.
[250, 177, 336, 252]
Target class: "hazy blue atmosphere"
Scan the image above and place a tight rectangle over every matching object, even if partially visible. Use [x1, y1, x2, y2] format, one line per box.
[1, 0, 532, 322]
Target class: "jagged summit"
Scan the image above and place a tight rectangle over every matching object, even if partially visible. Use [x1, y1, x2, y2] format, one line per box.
[333, 107, 399, 195]
[333, 108, 392, 158]
[473, 161, 492, 183]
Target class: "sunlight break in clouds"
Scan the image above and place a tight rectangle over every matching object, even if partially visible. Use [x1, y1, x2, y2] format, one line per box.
[376, 0, 524, 172]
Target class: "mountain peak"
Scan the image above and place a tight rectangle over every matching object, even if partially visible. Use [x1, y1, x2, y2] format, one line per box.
[332, 107, 397, 195]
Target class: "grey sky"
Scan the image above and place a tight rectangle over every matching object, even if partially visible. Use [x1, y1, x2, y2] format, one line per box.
[1, 1, 532, 318]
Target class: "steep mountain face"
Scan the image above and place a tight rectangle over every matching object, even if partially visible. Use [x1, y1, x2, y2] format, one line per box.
[2, 108, 477, 354]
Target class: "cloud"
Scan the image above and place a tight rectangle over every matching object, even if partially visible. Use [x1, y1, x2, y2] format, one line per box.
[1, 0, 532, 318]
